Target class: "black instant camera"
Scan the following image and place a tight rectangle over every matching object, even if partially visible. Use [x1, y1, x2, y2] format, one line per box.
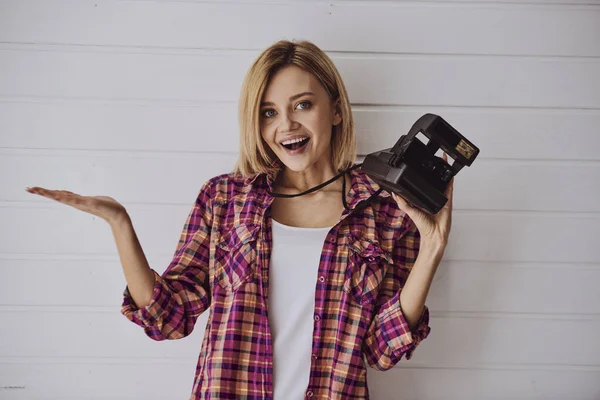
[362, 114, 480, 214]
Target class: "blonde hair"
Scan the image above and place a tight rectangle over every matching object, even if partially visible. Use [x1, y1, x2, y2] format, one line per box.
[234, 40, 356, 177]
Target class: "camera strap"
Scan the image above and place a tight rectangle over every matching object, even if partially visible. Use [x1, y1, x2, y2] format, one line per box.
[267, 163, 383, 212]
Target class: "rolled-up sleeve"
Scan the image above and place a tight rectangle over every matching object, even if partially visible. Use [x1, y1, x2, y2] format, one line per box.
[121, 179, 214, 341]
[362, 215, 431, 370]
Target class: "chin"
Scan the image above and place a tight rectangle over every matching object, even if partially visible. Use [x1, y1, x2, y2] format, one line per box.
[272, 144, 312, 172]
[277, 156, 313, 172]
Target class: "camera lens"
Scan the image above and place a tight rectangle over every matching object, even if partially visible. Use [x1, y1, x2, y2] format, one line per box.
[441, 169, 453, 182]
[422, 159, 435, 170]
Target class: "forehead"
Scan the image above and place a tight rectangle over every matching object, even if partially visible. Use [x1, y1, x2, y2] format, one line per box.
[262, 65, 326, 101]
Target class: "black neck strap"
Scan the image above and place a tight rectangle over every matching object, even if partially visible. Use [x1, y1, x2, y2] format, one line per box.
[267, 164, 362, 210]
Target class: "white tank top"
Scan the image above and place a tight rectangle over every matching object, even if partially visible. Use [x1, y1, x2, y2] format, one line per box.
[268, 218, 333, 400]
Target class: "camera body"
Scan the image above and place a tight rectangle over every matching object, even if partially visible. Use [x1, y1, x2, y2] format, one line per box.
[362, 114, 480, 214]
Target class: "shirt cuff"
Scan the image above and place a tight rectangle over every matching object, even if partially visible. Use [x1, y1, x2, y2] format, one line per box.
[121, 270, 170, 328]
[378, 298, 431, 360]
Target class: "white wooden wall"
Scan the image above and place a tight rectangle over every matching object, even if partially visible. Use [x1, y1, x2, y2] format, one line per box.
[1, 0, 599, 399]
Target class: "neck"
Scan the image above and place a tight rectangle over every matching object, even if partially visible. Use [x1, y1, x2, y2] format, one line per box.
[277, 158, 340, 193]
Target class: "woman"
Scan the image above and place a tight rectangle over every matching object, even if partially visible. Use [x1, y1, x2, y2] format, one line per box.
[26, 40, 453, 399]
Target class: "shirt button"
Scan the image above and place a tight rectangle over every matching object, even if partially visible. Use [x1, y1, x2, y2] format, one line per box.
[314, 314, 320, 322]
[306, 390, 314, 398]
[318, 276, 325, 283]
[312, 354, 318, 360]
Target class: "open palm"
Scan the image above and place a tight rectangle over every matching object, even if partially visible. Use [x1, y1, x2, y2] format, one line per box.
[26, 187, 126, 224]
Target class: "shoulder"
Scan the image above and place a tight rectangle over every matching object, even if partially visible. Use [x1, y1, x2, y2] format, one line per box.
[197, 171, 262, 206]
[352, 168, 391, 198]
[351, 168, 413, 230]
[352, 169, 398, 208]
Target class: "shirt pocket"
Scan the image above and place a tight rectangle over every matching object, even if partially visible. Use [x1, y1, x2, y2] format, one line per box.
[343, 234, 393, 307]
[214, 224, 260, 292]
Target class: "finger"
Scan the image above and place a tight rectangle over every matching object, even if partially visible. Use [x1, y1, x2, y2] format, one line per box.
[392, 192, 423, 220]
[56, 191, 84, 205]
[442, 152, 448, 161]
[392, 192, 411, 210]
[444, 182, 454, 211]
[57, 192, 85, 206]
[55, 190, 78, 196]
[393, 192, 433, 232]
[26, 187, 54, 198]
[441, 197, 452, 211]
[26, 187, 80, 205]
[445, 177, 454, 198]
[26, 187, 102, 220]
[436, 207, 452, 236]
[27, 187, 74, 197]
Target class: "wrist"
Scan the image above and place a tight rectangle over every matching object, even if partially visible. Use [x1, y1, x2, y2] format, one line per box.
[419, 238, 446, 259]
[108, 209, 131, 230]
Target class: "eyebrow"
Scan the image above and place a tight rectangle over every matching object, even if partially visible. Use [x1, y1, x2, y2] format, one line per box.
[260, 92, 314, 107]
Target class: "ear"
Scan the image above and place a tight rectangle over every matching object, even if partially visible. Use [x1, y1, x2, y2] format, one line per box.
[332, 98, 342, 126]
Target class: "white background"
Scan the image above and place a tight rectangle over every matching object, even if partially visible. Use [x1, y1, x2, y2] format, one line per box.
[1, 0, 599, 399]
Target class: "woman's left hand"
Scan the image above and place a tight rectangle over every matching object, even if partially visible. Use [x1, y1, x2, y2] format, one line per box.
[391, 152, 454, 248]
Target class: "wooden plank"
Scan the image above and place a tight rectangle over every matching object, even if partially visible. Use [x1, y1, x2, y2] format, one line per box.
[0, 311, 598, 366]
[3, 151, 599, 211]
[0, 361, 194, 399]
[307, 0, 600, 4]
[368, 366, 600, 399]
[1, 101, 599, 161]
[4, 152, 236, 206]
[0, 201, 598, 263]
[1, 48, 599, 108]
[0, 310, 208, 360]
[0, 361, 598, 399]
[2, 259, 600, 316]
[0, 1, 599, 56]
[428, 261, 600, 315]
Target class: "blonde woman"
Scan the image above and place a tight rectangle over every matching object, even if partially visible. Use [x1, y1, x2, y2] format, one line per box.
[26, 40, 453, 399]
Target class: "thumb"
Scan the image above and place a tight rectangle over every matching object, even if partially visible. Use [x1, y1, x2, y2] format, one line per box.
[392, 192, 416, 213]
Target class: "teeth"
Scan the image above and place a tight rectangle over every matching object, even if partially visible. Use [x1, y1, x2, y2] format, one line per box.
[281, 137, 308, 146]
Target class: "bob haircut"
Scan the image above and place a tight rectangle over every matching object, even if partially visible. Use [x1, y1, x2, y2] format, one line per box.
[234, 40, 356, 177]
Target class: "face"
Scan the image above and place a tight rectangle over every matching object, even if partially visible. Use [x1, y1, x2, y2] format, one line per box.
[259, 65, 342, 173]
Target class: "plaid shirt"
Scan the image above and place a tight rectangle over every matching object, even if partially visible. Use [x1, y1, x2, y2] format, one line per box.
[121, 166, 431, 399]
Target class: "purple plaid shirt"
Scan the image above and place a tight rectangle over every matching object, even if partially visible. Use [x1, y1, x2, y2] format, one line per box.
[121, 166, 431, 399]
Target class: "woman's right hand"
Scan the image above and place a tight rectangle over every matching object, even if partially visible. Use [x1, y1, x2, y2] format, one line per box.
[26, 186, 156, 308]
[25, 187, 127, 225]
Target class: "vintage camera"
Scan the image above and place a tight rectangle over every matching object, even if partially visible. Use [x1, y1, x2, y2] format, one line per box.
[362, 113, 480, 214]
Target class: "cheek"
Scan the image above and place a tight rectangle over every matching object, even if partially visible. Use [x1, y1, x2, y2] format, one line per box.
[259, 127, 278, 151]
[259, 122, 273, 142]
[311, 117, 334, 142]
[305, 108, 333, 135]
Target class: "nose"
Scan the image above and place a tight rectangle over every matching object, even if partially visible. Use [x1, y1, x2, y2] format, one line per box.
[278, 111, 298, 133]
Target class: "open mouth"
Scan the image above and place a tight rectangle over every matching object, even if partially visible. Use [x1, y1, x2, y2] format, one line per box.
[281, 136, 310, 153]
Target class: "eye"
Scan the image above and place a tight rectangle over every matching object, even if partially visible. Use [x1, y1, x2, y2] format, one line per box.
[262, 109, 277, 119]
[296, 101, 312, 110]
